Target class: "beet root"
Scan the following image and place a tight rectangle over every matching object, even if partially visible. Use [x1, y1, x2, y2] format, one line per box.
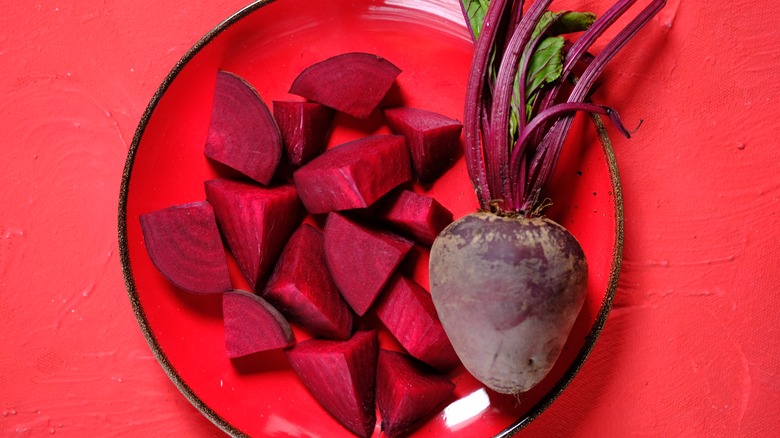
[264, 223, 354, 340]
[429, 212, 588, 394]
[324, 213, 414, 316]
[273, 101, 334, 167]
[222, 290, 294, 358]
[289, 52, 401, 119]
[139, 201, 231, 294]
[376, 189, 454, 246]
[286, 330, 378, 437]
[376, 350, 455, 438]
[204, 71, 281, 185]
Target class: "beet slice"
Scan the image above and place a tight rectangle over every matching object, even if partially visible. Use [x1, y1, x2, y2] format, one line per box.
[383, 107, 462, 183]
[286, 330, 378, 437]
[376, 350, 456, 437]
[376, 189, 454, 246]
[289, 52, 401, 119]
[264, 224, 353, 340]
[273, 101, 335, 167]
[293, 135, 411, 214]
[204, 179, 304, 291]
[324, 213, 414, 316]
[374, 275, 460, 371]
[139, 201, 231, 294]
[223, 290, 294, 358]
[204, 71, 282, 185]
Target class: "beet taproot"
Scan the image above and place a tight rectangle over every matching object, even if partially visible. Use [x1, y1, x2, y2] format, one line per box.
[222, 290, 294, 358]
[273, 100, 335, 167]
[286, 330, 378, 437]
[139, 201, 231, 294]
[264, 223, 353, 340]
[204, 71, 281, 185]
[293, 135, 411, 214]
[289, 52, 401, 119]
[376, 189, 454, 246]
[324, 213, 414, 316]
[376, 350, 455, 437]
[383, 107, 462, 183]
[204, 179, 304, 291]
[430, 212, 587, 393]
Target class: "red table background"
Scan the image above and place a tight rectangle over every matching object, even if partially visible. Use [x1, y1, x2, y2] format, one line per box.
[2, 0, 778, 436]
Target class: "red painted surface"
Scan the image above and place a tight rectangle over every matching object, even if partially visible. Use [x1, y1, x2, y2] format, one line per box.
[1, 0, 779, 437]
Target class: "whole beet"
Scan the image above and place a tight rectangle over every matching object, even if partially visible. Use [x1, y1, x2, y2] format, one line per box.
[429, 211, 587, 394]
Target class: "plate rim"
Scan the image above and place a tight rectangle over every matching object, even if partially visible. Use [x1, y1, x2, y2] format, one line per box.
[117, 1, 624, 436]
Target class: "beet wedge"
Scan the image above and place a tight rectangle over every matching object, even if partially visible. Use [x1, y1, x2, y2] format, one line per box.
[286, 330, 378, 437]
[324, 213, 414, 316]
[376, 189, 454, 246]
[204, 71, 282, 185]
[293, 135, 411, 214]
[264, 223, 354, 340]
[289, 52, 401, 119]
[204, 179, 304, 291]
[223, 290, 294, 358]
[374, 275, 459, 371]
[376, 350, 456, 438]
[273, 101, 335, 167]
[139, 201, 231, 294]
[383, 107, 462, 183]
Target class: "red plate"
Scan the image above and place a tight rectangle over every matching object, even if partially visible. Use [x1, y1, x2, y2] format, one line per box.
[118, 0, 623, 436]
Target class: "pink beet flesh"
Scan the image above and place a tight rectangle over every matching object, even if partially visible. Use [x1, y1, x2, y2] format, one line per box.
[289, 52, 401, 119]
[376, 189, 454, 246]
[383, 107, 462, 183]
[374, 275, 460, 371]
[139, 201, 231, 294]
[223, 290, 294, 358]
[204, 71, 282, 185]
[286, 330, 378, 438]
[264, 223, 354, 340]
[324, 213, 414, 316]
[376, 350, 456, 438]
[293, 135, 411, 214]
[204, 179, 304, 291]
[273, 101, 335, 167]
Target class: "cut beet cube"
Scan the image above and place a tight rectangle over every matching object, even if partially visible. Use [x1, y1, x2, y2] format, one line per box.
[273, 101, 335, 167]
[376, 189, 454, 246]
[324, 213, 414, 316]
[383, 107, 462, 183]
[204, 179, 304, 291]
[223, 290, 294, 358]
[264, 224, 354, 340]
[204, 71, 282, 185]
[286, 330, 378, 437]
[139, 201, 231, 294]
[293, 135, 411, 214]
[376, 350, 456, 438]
[374, 275, 460, 371]
[289, 52, 401, 119]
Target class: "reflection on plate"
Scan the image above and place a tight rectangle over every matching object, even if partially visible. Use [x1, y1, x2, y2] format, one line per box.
[118, 0, 623, 436]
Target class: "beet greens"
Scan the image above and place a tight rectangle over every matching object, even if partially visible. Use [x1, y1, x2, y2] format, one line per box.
[459, 0, 665, 213]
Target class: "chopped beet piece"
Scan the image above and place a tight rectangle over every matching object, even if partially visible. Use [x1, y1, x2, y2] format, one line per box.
[286, 330, 378, 437]
[204, 179, 304, 291]
[204, 71, 282, 185]
[273, 101, 335, 167]
[293, 135, 411, 214]
[376, 350, 456, 437]
[139, 201, 231, 294]
[374, 275, 460, 371]
[324, 213, 414, 316]
[383, 107, 462, 183]
[223, 290, 294, 358]
[289, 52, 401, 119]
[376, 189, 454, 246]
[264, 224, 354, 340]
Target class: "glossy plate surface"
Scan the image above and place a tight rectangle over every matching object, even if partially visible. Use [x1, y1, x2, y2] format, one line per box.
[119, 0, 623, 436]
